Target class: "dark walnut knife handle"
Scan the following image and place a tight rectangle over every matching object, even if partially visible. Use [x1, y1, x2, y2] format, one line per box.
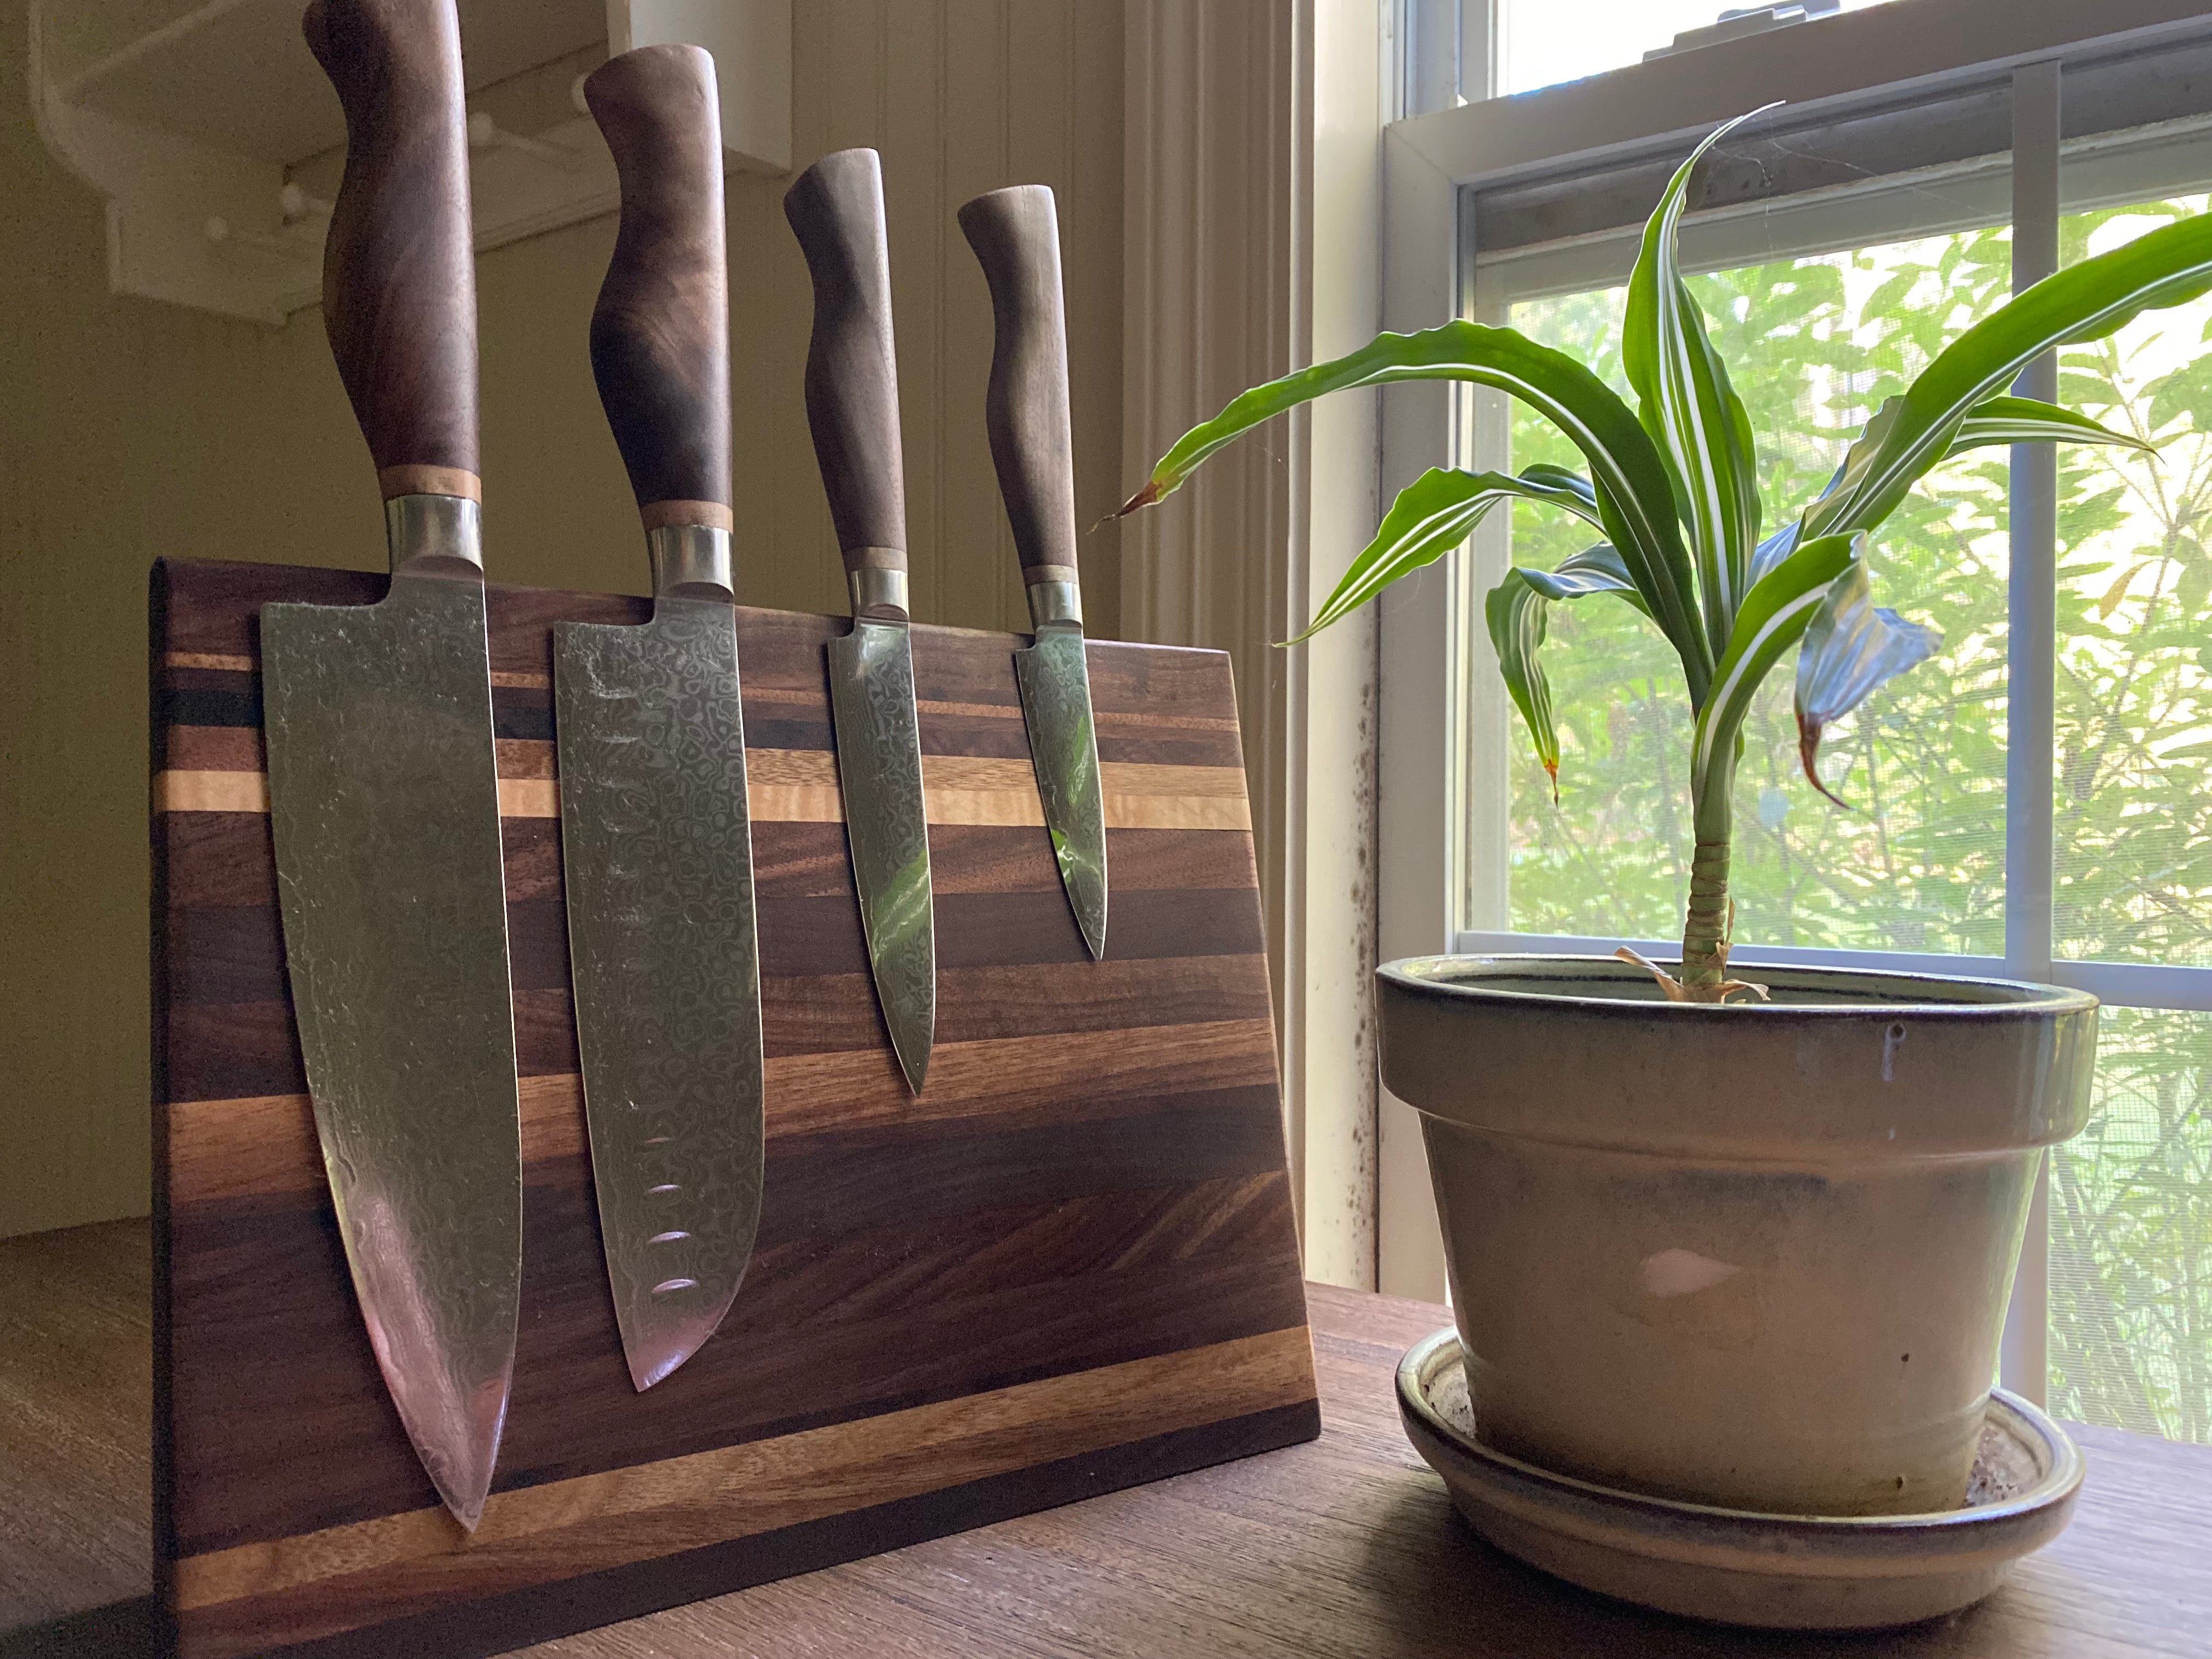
[584, 45, 731, 533]
[784, 149, 909, 607]
[958, 185, 1079, 592]
[303, 0, 479, 502]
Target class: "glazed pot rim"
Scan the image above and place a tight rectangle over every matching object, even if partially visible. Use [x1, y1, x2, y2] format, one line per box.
[1379, 953, 2099, 1019]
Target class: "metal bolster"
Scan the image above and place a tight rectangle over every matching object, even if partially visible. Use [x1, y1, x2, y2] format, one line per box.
[648, 524, 734, 600]
[1026, 580, 1084, 631]
[849, 566, 910, 622]
[385, 493, 484, 579]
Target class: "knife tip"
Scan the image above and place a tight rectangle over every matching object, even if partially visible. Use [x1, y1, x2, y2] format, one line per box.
[892, 1036, 931, 1097]
[428, 1454, 495, 1534]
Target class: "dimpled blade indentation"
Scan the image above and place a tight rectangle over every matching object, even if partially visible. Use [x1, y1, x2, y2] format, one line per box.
[554, 595, 764, 1391]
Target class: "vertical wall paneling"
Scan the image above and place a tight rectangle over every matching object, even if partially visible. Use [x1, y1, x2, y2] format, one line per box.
[1121, 0, 1384, 1286]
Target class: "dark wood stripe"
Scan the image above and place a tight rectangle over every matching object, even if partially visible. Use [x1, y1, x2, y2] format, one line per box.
[184, 1401, 1318, 1659]
[164, 955, 1272, 1101]
[166, 1022, 1282, 1215]
[160, 681, 1241, 768]
[163, 817, 1259, 914]
[162, 887, 1267, 1009]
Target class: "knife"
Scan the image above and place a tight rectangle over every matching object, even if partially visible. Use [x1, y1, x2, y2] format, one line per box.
[783, 149, 935, 1095]
[556, 43, 763, 1392]
[957, 185, 1109, 959]
[262, 0, 518, 1532]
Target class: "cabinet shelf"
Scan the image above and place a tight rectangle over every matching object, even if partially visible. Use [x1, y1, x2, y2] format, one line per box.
[30, 0, 789, 325]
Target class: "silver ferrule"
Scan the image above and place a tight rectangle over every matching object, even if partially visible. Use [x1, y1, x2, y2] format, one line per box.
[849, 566, 910, 623]
[1026, 580, 1084, 631]
[384, 493, 484, 580]
[648, 523, 734, 600]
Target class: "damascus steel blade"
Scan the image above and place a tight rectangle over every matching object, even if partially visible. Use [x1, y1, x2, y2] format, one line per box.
[262, 563, 521, 1532]
[554, 595, 764, 1391]
[828, 617, 935, 1093]
[1014, 625, 1108, 959]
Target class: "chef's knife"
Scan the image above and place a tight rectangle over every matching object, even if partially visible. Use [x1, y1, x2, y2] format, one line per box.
[957, 185, 1109, 959]
[556, 43, 763, 1392]
[262, 0, 518, 1532]
[783, 150, 935, 1095]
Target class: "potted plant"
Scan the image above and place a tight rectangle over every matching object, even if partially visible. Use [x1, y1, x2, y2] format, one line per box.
[1118, 113, 2212, 1517]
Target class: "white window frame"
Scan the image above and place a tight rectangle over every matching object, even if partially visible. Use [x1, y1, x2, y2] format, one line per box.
[1372, 0, 2212, 1411]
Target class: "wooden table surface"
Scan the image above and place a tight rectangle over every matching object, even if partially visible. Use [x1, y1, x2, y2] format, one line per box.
[4, 1217, 2210, 1658]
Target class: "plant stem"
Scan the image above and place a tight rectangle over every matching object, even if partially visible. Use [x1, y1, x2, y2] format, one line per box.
[1681, 839, 1733, 994]
[1682, 759, 1736, 997]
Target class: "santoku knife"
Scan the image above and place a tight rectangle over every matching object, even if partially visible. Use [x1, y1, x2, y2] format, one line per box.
[262, 0, 519, 1531]
[958, 185, 1109, 958]
[555, 44, 765, 1393]
[784, 149, 936, 1094]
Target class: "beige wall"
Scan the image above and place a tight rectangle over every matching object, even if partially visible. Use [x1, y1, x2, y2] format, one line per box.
[0, 0, 1124, 1239]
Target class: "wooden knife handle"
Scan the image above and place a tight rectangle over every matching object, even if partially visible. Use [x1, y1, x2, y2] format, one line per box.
[783, 149, 907, 578]
[958, 185, 1079, 588]
[303, 0, 480, 502]
[584, 45, 732, 533]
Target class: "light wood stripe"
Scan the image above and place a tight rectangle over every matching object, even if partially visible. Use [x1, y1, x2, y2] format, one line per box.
[166, 1019, 1279, 1208]
[151, 759, 1252, 831]
[498, 778, 557, 817]
[173, 1325, 1314, 1613]
[155, 771, 268, 814]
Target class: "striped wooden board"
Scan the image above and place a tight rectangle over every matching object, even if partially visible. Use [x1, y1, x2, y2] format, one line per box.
[149, 559, 1317, 1659]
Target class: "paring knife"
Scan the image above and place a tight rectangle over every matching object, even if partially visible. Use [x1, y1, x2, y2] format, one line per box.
[263, 0, 519, 1532]
[958, 186, 1109, 959]
[784, 150, 936, 1095]
[556, 43, 764, 1393]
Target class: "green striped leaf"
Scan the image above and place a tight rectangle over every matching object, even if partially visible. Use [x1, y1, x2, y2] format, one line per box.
[1120, 320, 1711, 698]
[1689, 532, 1860, 814]
[1793, 557, 1941, 804]
[1486, 547, 1657, 799]
[1288, 466, 1600, 644]
[1486, 573, 1560, 799]
[1805, 212, 2212, 541]
[1943, 394, 2157, 459]
[1519, 543, 1651, 614]
[1624, 106, 1774, 659]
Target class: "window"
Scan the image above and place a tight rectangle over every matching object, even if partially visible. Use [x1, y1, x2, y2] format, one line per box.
[1498, 0, 1900, 98]
[1378, 0, 2212, 1443]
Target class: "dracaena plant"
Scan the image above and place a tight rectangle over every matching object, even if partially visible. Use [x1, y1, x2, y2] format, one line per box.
[1118, 112, 2212, 1002]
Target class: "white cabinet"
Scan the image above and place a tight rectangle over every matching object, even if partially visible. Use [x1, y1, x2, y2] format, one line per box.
[29, 0, 791, 325]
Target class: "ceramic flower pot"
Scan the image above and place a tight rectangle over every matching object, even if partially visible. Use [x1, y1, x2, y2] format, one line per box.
[1377, 955, 2098, 1517]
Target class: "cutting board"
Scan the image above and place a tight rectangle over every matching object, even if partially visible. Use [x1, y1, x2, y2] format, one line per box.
[149, 558, 1318, 1659]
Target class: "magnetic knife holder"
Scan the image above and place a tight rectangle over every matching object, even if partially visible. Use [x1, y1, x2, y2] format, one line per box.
[149, 557, 1319, 1659]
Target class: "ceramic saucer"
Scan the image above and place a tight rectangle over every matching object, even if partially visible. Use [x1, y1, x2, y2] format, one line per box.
[1397, 1325, 2083, 1629]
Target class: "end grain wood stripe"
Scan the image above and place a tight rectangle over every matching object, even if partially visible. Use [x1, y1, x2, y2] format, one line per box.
[172, 1325, 1314, 1620]
[153, 752, 1251, 831]
[167, 1018, 1279, 1209]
